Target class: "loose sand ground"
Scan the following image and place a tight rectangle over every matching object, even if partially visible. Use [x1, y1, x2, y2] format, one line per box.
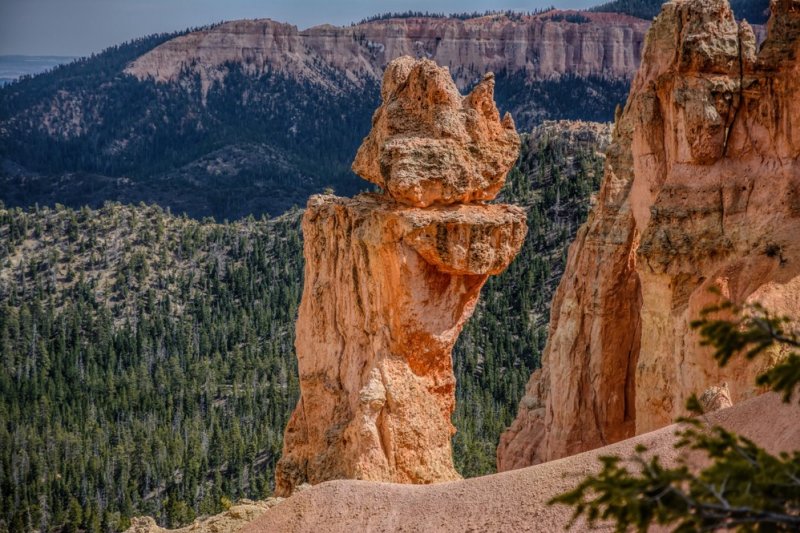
[244, 392, 800, 532]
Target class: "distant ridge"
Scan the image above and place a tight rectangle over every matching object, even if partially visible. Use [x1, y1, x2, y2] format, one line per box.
[591, 0, 770, 23]
[1, 11, 644, 219]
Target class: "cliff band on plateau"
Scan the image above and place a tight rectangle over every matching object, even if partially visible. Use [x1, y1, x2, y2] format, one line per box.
[125, 13, 649, 95]
[273, 56, 527, 495]
[498, 0, 800, 471]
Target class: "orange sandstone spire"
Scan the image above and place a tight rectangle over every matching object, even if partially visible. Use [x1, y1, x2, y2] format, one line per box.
[275, 56, 527, 495]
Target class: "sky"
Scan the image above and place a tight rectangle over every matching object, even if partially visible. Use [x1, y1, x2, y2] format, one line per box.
[0, 0, 601, 57]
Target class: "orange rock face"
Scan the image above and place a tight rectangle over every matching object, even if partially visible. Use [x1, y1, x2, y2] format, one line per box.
[275, 58, 526, 496]
[498, 0, 800, 471]
[352, 58, 520, 207]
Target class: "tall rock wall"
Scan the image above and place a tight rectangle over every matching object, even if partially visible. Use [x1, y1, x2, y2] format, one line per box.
[275, 57, 526, 495]
[498, 0, 800, 471]
[125, 12, 649, 93]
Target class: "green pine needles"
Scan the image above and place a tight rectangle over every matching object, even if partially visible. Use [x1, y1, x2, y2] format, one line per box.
[692, 297, 800, 403]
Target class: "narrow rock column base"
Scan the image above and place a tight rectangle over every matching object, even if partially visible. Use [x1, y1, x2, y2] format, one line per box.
[275, 194, 526, 496]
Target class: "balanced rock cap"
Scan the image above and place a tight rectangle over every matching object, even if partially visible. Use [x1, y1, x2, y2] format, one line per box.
[352, 56, 521, 208]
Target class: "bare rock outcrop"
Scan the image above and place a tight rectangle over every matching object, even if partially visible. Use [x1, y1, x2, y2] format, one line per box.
[352, 58, 520, 207]
[126, 499, 283, 533]
[698, 383, 733, 413]
[125, 13, 650, 94]
[498, 0, 800, 471]
[275, 57, 526, 495]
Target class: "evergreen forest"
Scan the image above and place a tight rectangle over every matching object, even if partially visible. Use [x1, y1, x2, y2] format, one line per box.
[0, 121, 610, 531]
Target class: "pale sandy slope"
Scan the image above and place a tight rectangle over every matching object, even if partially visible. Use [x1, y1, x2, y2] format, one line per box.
[244, 392, 800, 533]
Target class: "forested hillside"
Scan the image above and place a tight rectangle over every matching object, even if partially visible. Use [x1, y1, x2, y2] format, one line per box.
[0, 121, 610, 531]
[0, 56, 377, 219]
[591, 0, 770, 22]
[0, 203, 304, 531]
[0, 14, 631, 220]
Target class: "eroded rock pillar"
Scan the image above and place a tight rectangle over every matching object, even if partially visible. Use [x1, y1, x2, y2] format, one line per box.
[275, 56, 527, 495]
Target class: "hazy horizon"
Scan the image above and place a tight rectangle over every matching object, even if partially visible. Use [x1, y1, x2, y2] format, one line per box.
[0, 0, 601, 57]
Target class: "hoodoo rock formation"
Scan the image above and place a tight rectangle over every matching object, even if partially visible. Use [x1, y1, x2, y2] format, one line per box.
[274, 57, 526, 496]
[498, 0, 800, 471]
